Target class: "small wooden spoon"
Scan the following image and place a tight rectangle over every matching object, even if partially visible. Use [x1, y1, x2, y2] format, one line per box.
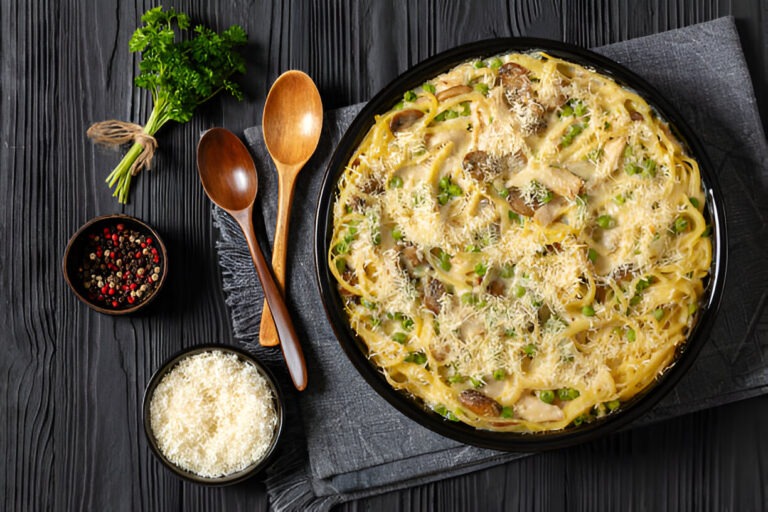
[259, 70, 323, 346]
[197, 127, 308, 391]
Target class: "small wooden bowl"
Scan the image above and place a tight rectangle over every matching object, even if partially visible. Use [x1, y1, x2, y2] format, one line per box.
[62, 214, 168, 315]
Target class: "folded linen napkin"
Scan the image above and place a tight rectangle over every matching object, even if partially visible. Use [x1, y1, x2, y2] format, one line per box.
[211, 16, 768, 511]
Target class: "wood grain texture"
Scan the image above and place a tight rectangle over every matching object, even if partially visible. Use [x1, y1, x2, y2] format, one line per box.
[1, 1, 766, 511]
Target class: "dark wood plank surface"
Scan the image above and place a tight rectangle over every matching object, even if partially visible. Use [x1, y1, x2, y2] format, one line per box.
[1, 1, 766, 511]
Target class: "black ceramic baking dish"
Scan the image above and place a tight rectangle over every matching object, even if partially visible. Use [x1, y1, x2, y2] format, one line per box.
[314, 38, 727, 451]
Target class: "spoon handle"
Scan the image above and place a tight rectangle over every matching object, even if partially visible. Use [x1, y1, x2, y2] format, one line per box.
[258, 171, 297, 347]
[236, 210, 308, 391]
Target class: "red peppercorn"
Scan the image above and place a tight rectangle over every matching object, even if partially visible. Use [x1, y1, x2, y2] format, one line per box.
[127, 296, 135, 304]
[146, 238, 152, 245]
[103, 228, 110, 234]
[112, 301, 118, 307]
[130, 283, 137, 290]
[135, 252, 142, 259]
[117, 223, 124, 231]
[151, 248, 157, 255]
[101, 285, 108, 294]
[141, 243, 146, 248]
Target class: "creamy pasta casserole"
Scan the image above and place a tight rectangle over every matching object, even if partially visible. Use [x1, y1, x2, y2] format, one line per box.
[329, 52, 711, 432]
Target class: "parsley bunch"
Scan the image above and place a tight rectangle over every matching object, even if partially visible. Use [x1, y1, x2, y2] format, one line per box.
[105, 6, 246, 202]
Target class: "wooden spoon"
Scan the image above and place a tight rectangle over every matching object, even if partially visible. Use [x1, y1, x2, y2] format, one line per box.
[197, 127, 308, 391]
[259, 70, 323, 346]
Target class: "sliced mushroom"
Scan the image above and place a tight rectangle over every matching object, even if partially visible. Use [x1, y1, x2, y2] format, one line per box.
[436, 85, 473, 102]
[390, 109, 424, 133]
[533, 195, 568, 226]
[624, 99, 644, 121]
[459, 389, 503, 417]
[360, 176, 384, 195]
[488, 279, 505, 297]
[497, 62, 531, 93]
[515, 394, 564, 423]
[399, 245, 425, 275]
[424, 278, 445, 315]
[462, 150, 499, 182]
[507, 187, 535, 217]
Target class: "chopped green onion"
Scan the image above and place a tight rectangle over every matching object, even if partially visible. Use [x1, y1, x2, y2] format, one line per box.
[335, 258, 347, 273]
[474, 262, 487, 276]
[493, 369, 506, 381]
[514, 285, 526, 298]
[474, 83, 489, 96]
[465, 244, 480, 253]
[437, 249, 452, 271]
[448, 374, 465, 384]
[674, 216, 688, 233]
[606, 400, 620, 412]
[587, 248, 598, 264]
[701, 225, 711, 237]
[508, 210, 522, 224]
[391, 332, 407, 344]
[539, 390, 555, 404]
[388, 176, 403, 189]
[688, 303, 698, 315]
[447, 184, 463, 197]
[531, 298, 543, 308]
[560, 123, 584, 147]
[370, 315, 381, 327]
[445, 110, 459, 120]
[334, 241, 349, 254]
[689, 197, 700, 209]
[524, 343, 537, 356]
[573, 413, 590, 426]
[558, 388, 581, 401]
[597, 215, 616, 229]
[392, 227, 403, 241]
[460, 102, 471, 116]
[404, 352, 427, 364]
[438, 176, 450, 190]
[629, 294, 642, 307]
[559, 104, 574, 117]
[573, 100, 587, 116]
[470, 377, 484, 388]
[625, 162, 639, 175]
[582, 305, 595, 317]
[641, 158, 656, 178]
[501, 406, 514, 418]
[434, 111, 447, 122]
[372, 232, 381, 245]
[401, 317, 414, 331]
[361, 299, 377, 310]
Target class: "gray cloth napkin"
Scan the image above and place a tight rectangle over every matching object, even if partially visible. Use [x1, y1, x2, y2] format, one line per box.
[212, 16, 768, 511]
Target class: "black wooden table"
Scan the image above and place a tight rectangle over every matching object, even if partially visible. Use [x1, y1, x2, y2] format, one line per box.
[3, 1, 767, 510]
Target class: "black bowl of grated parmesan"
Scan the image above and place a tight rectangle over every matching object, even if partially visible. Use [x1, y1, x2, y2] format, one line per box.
[142, 344, 284, 485]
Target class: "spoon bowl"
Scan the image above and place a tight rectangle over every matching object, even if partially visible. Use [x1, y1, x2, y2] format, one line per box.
[263, 70, 324, 167]
[197, 128, 258, 212]
[197, 127, 308, 391]
[258, 71, 323, 347]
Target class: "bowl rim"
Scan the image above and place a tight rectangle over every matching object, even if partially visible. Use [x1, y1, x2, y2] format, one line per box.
[313, 37, 728, 451]
[61, 213, 169, 315]
[141, 343, 285, 486]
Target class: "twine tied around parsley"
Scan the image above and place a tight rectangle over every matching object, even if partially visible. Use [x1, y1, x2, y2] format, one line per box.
[87, 121, 158, 176]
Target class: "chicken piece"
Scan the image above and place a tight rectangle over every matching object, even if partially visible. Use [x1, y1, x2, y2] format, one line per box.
[533, 196, 568, 226]
[509, 164, 583, 199]
[515, 394, 565, 422]
[458, 390, 503, 417]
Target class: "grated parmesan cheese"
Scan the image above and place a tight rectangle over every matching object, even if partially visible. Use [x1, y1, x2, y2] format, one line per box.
[149, 350, 278, 478]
